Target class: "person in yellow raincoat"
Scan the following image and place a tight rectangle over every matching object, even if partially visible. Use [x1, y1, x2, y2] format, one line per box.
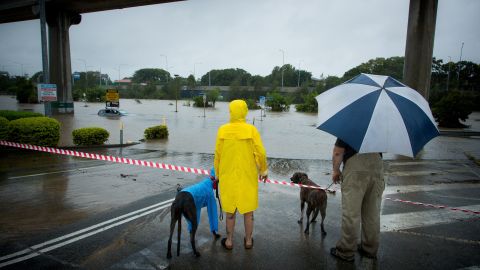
[214, 99, 268, 250]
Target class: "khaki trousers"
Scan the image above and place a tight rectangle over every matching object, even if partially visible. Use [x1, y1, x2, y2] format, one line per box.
[336, 153, 385, 257]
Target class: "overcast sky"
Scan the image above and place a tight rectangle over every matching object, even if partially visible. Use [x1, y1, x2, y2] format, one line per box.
[0, 0, 479, 82]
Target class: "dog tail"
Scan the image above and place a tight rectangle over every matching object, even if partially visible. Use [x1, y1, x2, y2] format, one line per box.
[177, 210, 181, 256]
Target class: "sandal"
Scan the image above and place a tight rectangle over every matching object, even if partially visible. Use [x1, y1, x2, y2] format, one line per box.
[221, 238, 233, 250]
[330, 248, 354, 262]
[244, 237, 254, 249]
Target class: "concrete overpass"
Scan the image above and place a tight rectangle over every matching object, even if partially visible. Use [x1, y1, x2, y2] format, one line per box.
[1, 0, 437, 114]
[0, 0, 182, 114]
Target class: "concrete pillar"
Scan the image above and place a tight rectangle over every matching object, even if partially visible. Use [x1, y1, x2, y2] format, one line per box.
[403, 0, 438, 99]
[47, 9, 81, 114]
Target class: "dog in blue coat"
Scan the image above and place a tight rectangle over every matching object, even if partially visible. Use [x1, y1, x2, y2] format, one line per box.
[167, 168, 221, 259]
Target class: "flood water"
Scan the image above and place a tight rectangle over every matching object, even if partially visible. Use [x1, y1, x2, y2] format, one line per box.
[1, 95, 479, 160]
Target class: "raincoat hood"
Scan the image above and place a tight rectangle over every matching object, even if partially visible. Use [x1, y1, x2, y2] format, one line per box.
[229, 100, 248, 123]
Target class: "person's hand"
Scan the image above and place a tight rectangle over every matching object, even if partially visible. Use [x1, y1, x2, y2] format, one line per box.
[260, 175, 268, 183]
[332, 170, 342, 184]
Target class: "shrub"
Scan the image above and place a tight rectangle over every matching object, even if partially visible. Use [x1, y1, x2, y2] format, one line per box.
[0, 116, 8, 140]
[192, 96, 207, 107]
[245, 99, 261, 110]
[72, 127, 110, 146]
[432, 91, 474, 128]
[0, 110, 43, 120]
[14, 77, 37, 103]
[295, 92, 318, 113]
[144, 125, 168, 139]
[266, 92, 290, 112]
[8, 117, 60, 146]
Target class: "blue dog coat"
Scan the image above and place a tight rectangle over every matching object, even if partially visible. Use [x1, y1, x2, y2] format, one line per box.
[182, 168, 218, 233]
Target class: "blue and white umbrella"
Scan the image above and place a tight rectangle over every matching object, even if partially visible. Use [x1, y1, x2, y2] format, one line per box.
[316, 73, 439, 157]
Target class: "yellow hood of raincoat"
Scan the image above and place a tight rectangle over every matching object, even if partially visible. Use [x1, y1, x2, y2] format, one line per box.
[214, 100, 268, 214]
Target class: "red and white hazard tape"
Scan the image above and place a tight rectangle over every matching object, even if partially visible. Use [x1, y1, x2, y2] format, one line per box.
[1, 140, 478, 215]
[384, 197, 480, 215]
[0, 140, 209, 175]
[0, 141, 334, 192]
[262, 179, 336, 193]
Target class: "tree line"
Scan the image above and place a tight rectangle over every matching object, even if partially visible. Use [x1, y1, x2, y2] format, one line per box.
[1, 56, 479, 112]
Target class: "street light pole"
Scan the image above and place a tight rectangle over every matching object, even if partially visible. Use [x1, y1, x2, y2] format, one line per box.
[279, 49, 285, 91]
[297, 60, 302, 87]
[457, 42, 464, 85]
[160, 54, 169, 82]
[194, 62, 202, 83]
[446, 56, 451, 92]
[115, 64, 129, 82]
[77, 59, 87, 89]
[174, 74, 179, 112]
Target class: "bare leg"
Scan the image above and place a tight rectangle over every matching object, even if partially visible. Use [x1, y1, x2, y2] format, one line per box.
[244, 211, 254, 245]
[225, 211, 236, 247]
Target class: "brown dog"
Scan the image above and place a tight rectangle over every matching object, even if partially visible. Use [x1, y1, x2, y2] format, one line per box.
[290, 172, 327, 235]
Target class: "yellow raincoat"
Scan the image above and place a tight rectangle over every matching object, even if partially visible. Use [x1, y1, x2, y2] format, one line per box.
[214, 100, 268, 214]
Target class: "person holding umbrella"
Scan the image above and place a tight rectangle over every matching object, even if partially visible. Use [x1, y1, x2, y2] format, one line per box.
[315, 74, 440, 261]
[330, 139, 384, 261]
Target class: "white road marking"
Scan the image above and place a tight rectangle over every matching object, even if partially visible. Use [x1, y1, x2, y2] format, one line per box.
[384, 183, 480, 195]
[381, 204, 480, 232]
[7, 165, 104, 180]
[0, 198, 174, 268]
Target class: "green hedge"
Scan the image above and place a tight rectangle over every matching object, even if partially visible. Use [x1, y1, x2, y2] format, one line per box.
[0, 110, 43, 120]
[8, 117, 60, 146]
[72, 127, 110, 146]
[0, 116, 8, 140]
[432, 91, 474, 128]
[144, 125, 168, 139]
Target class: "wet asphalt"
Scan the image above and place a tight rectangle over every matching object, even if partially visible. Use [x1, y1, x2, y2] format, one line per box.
[1, 143, 480, 270]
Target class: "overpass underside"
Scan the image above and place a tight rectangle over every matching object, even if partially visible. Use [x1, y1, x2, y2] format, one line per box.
[0, 0, 181, 114]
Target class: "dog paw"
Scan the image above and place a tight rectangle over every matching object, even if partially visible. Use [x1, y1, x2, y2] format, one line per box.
[322, 231, 327, 236]
[297, 220, 303, 224]
[304, 230, 310, 234]
[194, 252, 201, 257]
[166, 253, 172, 259]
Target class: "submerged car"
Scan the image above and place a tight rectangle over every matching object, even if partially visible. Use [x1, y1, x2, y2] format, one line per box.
[97, 108, 127, 117]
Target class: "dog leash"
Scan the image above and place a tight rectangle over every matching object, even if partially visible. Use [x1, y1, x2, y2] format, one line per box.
[212, 176, 224, 221]
[216, 187, 223, 221]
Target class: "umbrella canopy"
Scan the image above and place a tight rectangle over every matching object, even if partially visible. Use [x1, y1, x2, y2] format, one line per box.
[316, 73, 439, 157]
